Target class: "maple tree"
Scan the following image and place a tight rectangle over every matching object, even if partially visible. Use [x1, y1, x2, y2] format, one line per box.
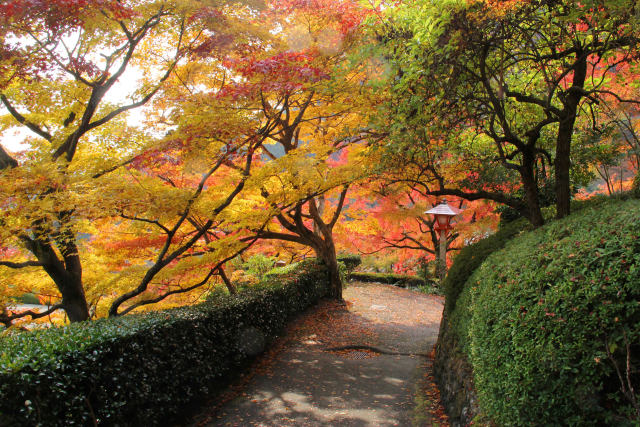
[369, 0, 640, 226]
[586, 81, 640, 195]
[208, 0, 377, 300]
[336, 178, 497, 278]
[0, 0, 266, 325]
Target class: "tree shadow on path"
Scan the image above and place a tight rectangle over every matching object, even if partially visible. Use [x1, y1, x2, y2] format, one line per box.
[183, 282, 449, 427]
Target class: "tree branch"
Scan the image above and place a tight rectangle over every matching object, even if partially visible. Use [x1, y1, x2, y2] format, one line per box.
[0, 95, 52, 141]
[0, 260, 44, 269]
[1, 303, 63, 328]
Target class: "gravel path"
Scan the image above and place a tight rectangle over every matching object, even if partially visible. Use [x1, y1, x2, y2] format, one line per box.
[185, 281, 447, 427]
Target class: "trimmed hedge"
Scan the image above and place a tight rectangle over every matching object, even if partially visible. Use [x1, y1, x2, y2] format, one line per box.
[350, 271, 429, 287]
[460, 199, 640, 425]
[443, 217, 531, 316]
[0, 260, 329, 426]
[336, 254, 362, 272]
[14, 293, 40, 305]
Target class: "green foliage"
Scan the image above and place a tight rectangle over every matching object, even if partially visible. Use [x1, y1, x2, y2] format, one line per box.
[359, 254, 398, 273]
[496, 179, 558, 225]
[263, 261, 301, 281]
[443, 218, 531, 316]
[238, 254, 276, 281]
[337, 261, 348, 287]
[416, 258, 436, 283]
[336, 254, 362, 272]
[417, 282, 443, 296]
[0, 261, 329, 426]
[13, 293, 40, 305]
[350, 272, 430, 288]
[204, 284, 230, 302]
[632, 171, 640, 198]
[462, 199, 640, 425]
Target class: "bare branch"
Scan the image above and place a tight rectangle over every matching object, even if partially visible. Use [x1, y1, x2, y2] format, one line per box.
[117, 268, 216, 316]
[0, 95, 52, 141]
[1, 303, 64, 328]
[0, 260, 44, 269]
[120, 213, 171, 235]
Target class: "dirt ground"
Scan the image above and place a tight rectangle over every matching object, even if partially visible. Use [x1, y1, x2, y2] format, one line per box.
[184, 281, 449, 427]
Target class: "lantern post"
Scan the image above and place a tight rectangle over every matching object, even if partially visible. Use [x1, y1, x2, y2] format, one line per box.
[425, 199, 462, 281]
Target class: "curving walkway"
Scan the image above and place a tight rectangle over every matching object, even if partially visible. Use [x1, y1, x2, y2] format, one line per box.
[186, 281, 448, 427]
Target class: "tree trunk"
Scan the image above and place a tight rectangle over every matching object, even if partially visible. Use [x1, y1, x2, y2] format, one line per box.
[521, 151, 544, 227]
[59, 278, 91, 322]
[555, 120, 573, 219]
[314, 239, 342, 300]
[26, 236, 90, 322]
[41, 262, 89, 322]
[555, 52, 587, 219]
[218, 267, 237, 295]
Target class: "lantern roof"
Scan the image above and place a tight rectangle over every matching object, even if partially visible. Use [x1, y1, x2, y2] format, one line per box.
[425, 200, 463, 217]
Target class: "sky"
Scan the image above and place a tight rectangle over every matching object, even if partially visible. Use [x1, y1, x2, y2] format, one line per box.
[0, 66, 145, 153]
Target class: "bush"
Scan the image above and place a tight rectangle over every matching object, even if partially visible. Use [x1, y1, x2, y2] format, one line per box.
[0, 260, 329, 426]
[350, 271, 430, 288]
[239, 254, 276, 281]
[14, 293, 40, 305]
[263, 261, 301, 281]
[464, 199, 640, 425]
[632, 171, 640, 198]
[443, 217, 530, 316]
[336, 254, 362, 272]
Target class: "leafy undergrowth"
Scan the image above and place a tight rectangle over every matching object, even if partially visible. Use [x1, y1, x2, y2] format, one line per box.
[413, 351, 450, 427]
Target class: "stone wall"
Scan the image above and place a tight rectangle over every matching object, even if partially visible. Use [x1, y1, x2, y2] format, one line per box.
[433, 313, 479, 426]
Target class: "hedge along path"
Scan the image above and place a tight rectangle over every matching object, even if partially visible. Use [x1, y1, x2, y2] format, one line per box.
[187, 281, 449, 427]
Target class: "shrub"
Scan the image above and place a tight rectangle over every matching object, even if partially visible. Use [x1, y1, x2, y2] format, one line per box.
[465, 199, 640, 425]
[14, 293, 40, 305]
[336, 254, 362, 272]
[416, 258, 437, 283]
[350, 271, 430, 288]
[443, 217, 530, 316]
[631, 171, 640, 198]
[263, 261, 301, 281]
[239, 254, 276, 281]
[0, 260, 329, 426]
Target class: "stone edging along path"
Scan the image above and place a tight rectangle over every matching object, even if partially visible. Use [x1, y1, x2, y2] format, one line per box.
[185, 281, 449, 427]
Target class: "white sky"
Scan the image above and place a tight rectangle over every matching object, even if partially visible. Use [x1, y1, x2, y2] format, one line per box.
[0, 66, 146, 153]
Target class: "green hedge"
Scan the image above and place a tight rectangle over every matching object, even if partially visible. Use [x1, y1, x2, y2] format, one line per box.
[336, 254, 362, 272]
[0, 260, 329, 426]
[14, 293, 40, 305]
[460, 199, 640, 425]
[443, 217, 531, 316]
[350, 271, 429, 287]
[632, 172, 640, 198]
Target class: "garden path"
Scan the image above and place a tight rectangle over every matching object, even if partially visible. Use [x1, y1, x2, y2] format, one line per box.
[185, 281, 448, 427]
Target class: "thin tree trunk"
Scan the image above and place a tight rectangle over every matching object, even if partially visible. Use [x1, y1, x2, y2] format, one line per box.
[521, 151, 544, 227]
[555, 121, 573, 218]
[218, 267, 237, 295]
[555, 52, 587, 219]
